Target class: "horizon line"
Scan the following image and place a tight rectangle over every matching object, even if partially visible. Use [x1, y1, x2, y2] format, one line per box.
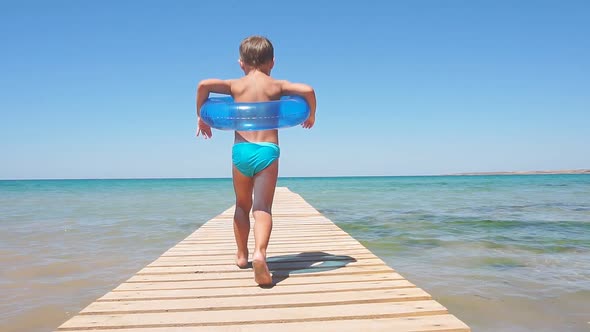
[1, 169, 589, 181]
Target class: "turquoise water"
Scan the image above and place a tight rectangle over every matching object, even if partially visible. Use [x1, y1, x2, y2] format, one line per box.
[1, 175, 589, 331]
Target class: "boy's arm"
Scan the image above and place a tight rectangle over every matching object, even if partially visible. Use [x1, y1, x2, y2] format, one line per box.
[279, 81, 316, 129]
[196, 79, 233, 117]
[195, 79, 233, 138]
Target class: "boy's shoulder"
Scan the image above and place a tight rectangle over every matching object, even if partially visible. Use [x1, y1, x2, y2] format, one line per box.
[232, 75, 285, 89]
[231, 76, 285, 101]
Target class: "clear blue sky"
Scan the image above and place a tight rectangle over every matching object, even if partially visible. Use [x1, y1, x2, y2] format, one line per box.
[1, 1, 588, 179]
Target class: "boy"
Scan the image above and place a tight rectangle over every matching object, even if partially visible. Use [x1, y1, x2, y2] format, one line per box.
[195, 36, 316, 286]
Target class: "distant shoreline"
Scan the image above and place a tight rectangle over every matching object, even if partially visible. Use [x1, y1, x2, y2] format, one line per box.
[450, 169, 590, 176]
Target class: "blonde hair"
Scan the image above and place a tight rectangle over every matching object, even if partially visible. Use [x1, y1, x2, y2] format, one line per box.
[239, 36, 274, 67]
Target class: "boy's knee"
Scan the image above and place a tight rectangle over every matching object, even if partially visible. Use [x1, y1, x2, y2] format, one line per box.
[235, 199, 252, 212]
[252, 203, 272, 215]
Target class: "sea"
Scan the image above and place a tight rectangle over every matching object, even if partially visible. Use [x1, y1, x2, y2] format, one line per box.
[1, 175, 589, 332]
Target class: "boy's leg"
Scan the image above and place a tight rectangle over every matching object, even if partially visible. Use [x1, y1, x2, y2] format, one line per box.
[232, 165, 253, 268]
[251, 160, 278, 285]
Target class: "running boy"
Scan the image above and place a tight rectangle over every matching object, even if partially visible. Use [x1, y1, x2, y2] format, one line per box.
[195, 36, 316, 285]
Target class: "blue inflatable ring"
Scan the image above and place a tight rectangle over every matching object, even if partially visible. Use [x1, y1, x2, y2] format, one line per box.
[200, 96, 310, 131]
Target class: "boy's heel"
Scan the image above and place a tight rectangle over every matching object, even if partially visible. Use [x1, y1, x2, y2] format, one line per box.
[252, 259, 272, 286]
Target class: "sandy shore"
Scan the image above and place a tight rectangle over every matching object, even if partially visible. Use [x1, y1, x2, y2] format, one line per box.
[451, 169, 590, 176]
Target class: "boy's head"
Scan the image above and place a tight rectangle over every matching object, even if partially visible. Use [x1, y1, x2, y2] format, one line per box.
[239, 36, 274, 69]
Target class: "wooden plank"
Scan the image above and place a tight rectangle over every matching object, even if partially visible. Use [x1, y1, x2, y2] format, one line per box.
[58, 300, 448, 329]
[100, 280, 417, 300]
[127, 265, 403, 284]
[116, 270, 401, 290]
[177, 236, 358, 245]
[166, 240, 364, 251]
[56, 187, 470, 332]
[136, 257, 386, 274]
[82, 288, 433, 314]
[160, 247, 375, 257]
[147, 252, 381, 266]
[56, 314, 469, 332]
[163, 246, 367, 254]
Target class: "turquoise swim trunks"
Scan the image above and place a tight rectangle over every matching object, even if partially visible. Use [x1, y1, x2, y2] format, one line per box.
[232, 142, 280, 177]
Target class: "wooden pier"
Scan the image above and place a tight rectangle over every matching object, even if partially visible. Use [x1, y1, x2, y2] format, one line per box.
[57, 187, 470, 331]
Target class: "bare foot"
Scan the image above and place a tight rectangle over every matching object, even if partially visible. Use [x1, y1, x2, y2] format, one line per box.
[236, 250, 249, 269]
[252, 254, 272, 286]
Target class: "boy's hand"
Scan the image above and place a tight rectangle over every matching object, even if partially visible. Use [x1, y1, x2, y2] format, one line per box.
[196, 118, 212, 139]
[302, 115, 315, 129]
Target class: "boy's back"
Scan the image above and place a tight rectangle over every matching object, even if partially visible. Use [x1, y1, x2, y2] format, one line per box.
[231, 71, 282, 103]
[231, 71, 282, 144]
